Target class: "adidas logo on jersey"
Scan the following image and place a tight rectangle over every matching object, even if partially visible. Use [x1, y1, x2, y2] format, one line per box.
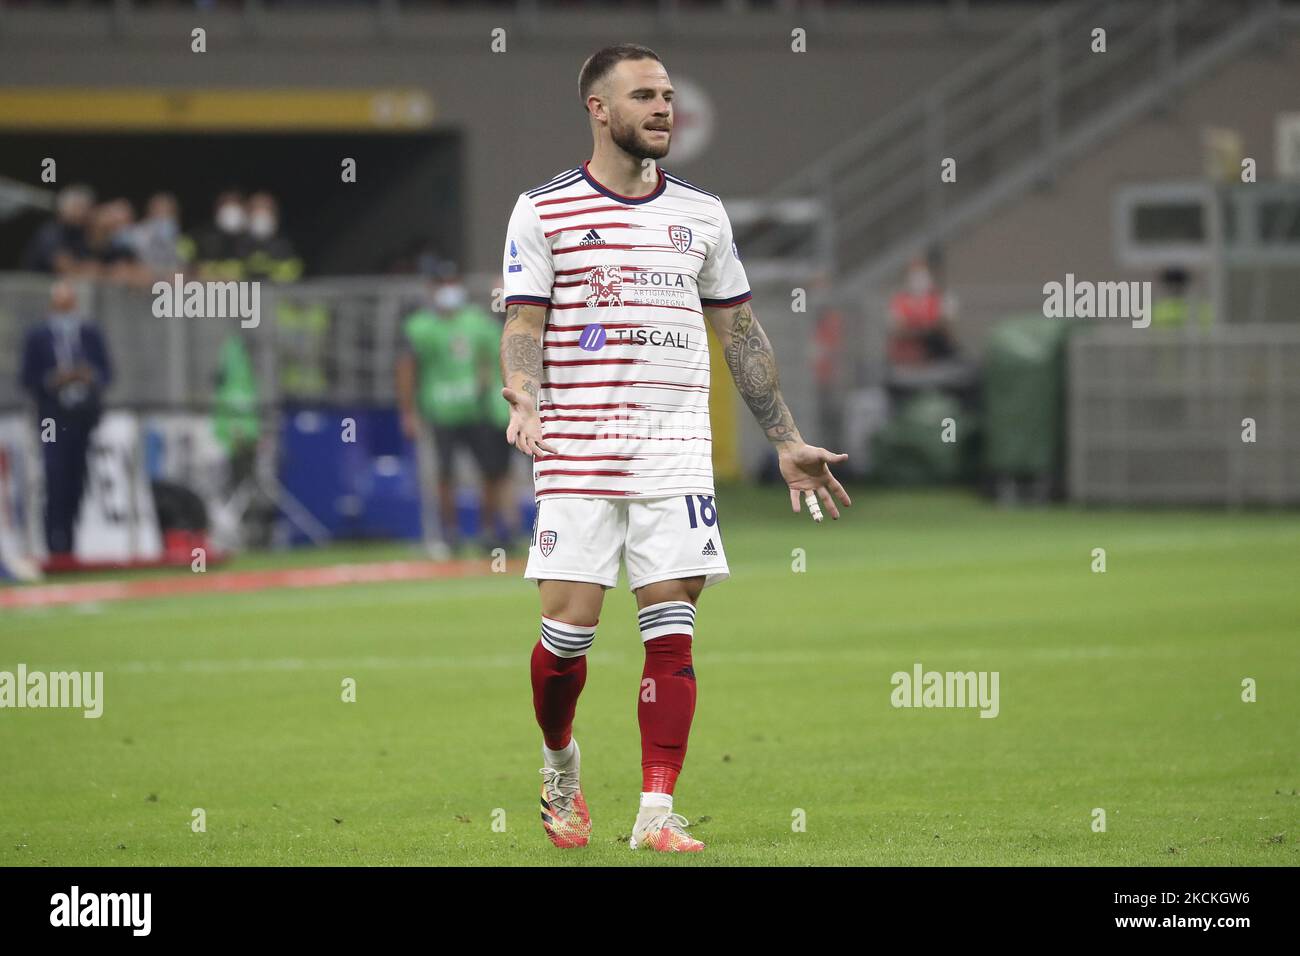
[701, 538, 718, 556]
[579, 229, 605, 247]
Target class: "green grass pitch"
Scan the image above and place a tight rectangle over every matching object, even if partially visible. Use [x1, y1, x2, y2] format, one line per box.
[2, 486, 1297, 866]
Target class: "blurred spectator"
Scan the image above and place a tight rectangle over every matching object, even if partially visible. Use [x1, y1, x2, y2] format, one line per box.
[19, 281, 113, 558]
[129, 192, 185, 276]
[387, 238, 445, 276]
[86, 199, 151, 286]
[21, 184, 95, 275]
[236, 192, 324, 397]
[811, 279, 845, 453]
[398, 261, 516, 554]
[888, 255, 958, 365]
[241, 192, 303, 282]
[481, 274, 521, 546]
[1152, 266, 1213, 329]
[24, 187, 311, 281]
[211, 333, 272, 545]
[181, 190, 248, 280]
[213, 335, 261, 490]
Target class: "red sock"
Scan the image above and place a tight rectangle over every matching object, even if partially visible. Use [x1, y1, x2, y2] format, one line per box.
[531, 640, 587, 750]
[639, 633, 696, 794]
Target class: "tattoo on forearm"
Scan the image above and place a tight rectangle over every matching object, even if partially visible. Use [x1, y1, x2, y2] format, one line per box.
[501, 304, 543, 402]
[723, 304, 798, 444]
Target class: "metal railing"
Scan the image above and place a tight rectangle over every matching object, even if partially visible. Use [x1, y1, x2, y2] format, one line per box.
[1068, 324, 1300, 504]
[0, 275, 442, 415]
[751, 0, 1283, 297]
[0, 272, 837, 483]
[0, 272, 826, 413]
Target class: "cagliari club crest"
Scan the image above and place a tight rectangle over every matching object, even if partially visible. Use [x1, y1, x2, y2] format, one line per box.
[539, 530, 557, 557]
[668, 224, 693, 254]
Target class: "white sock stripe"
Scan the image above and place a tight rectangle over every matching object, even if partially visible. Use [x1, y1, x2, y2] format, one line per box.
[540, 629, 593, 650]
[638, 601, 696, 621]
[637, 606, 696, 621]
[541, 616, 597, 637]
[640, 624, 695, 642]
[542, 637, 592, 654]
[539, 617, 595, 656]
[641, 628, 694, 640]
[540, 634, 589, 658]
[640, 615, 696, 629]
[639, 610, 696, 625]
[638, 602, 696, 641]
[541, 620, 595, 640]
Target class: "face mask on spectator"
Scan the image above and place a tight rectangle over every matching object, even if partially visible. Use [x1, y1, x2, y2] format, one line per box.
[217, 203, 246, 234]
[433, 284, 467, 312]
[249, 211, 277, 241]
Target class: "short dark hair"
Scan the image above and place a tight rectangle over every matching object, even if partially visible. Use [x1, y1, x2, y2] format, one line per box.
[579, 44, 663, 109]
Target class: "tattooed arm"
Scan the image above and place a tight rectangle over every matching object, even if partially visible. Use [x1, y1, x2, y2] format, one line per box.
[704, 300, 852, 520]
[499, 303, 557, 456]
[706, 301, 803, 449]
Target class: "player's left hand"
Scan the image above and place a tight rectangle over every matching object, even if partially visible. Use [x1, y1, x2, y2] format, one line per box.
[778, 443, 852, 521]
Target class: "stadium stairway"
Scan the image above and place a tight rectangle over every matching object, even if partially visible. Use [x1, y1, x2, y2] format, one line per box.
[745, 0, 1287, 300]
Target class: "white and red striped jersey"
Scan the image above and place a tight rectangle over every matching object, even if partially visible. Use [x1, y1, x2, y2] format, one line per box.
[502, 161, 751, 501]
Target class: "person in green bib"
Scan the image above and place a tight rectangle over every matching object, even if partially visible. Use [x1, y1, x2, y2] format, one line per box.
[1151, 266, 1213, 330]
[398, 261, 519, 554]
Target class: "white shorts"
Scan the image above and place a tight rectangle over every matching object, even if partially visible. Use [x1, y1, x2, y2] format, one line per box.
[524, 494, 730, 591]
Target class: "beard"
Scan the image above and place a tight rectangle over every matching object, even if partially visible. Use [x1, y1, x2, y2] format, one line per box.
[610, 112, 671, 161]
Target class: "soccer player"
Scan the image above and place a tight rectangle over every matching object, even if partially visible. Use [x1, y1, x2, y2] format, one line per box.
[499, 44, 852, 852]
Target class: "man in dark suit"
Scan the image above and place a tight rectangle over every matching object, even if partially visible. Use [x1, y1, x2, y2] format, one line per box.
[19, 281, 113, 557]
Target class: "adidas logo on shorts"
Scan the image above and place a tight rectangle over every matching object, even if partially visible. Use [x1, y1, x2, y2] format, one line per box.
[701, 538, 718, 556]
[578, 229, 604, 247]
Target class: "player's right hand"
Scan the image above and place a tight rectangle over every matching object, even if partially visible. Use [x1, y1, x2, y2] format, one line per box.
[502, 386, 558, 457]
[779, 442, 852, 521]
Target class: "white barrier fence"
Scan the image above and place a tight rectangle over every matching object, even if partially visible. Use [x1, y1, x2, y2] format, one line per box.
[1068, 325, 1300, 505]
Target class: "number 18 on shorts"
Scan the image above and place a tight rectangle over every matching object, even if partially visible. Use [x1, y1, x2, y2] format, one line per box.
[524, 494, 730, 592]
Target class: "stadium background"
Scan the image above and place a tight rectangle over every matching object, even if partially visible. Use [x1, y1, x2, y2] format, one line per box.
[0, 0, 1297, 867]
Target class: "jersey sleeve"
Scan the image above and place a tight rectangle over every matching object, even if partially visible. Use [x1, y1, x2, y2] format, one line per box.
[697, 201, 752, 308]
[502, 194, 554, 308]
